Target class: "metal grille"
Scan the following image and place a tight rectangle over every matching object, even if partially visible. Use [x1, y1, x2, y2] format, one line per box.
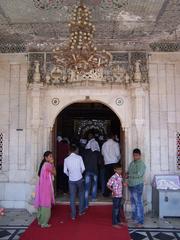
[177, 132, 180, 170]
[149, 42, 180, 52]
[0, 43, 26, 53]
[32, 0, 128, 10]
[0, 0, 180, 53]
[0, 35, 26, 53]
[0, 133, 3, 170]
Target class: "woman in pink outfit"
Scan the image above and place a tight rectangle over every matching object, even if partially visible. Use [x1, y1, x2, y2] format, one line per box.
[0, 208, 4, 216]
[34, 151, 56, 228]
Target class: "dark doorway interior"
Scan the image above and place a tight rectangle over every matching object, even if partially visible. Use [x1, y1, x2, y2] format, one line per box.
[53, 102, 125, 200]
[56, 102, 120, 141]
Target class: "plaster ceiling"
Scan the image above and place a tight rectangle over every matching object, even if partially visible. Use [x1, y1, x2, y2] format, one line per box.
[0, 0, 180, 52]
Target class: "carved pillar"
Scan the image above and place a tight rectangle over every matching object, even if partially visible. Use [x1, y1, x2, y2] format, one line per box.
[129, 82, 150, 213]
[29, 82, 43, 183]
[33, 61, 41, 83]
[131, 83, 148, 150]
[28, 61, 43, 184]
[29, 61, 43, 178]
[123, 126, 131, 212]
[43, 126, 52, 152]
[26, 81, 44, 213]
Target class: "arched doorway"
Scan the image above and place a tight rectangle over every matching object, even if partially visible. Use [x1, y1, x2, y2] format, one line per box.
[52, 102, 125, 201]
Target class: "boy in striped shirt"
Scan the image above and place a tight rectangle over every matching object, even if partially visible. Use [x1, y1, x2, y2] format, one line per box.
[107, 164, 123, 228]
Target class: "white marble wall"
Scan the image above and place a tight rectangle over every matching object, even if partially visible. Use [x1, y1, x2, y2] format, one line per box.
[0, 52, 179, 211]
[146, 53, 180, 209]
[149, 53, 180, 175]
[0, 54, 33, 208]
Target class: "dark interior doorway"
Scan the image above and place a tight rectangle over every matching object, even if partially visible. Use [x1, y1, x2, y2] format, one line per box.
[57, 102, 120, 139]
[53, 102, 125, 199]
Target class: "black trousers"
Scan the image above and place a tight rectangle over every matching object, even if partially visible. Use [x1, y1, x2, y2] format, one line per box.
[57, 165, 68, 193]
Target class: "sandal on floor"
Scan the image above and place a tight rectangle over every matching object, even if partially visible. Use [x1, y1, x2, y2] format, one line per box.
[41, 224, 51, 228]
[112, 224, 122, 229]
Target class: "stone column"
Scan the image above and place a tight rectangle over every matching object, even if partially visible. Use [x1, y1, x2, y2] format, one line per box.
[43, 126, 52, 152]
[30, 82, 43, 181]
[26, 83, 43, 213]
[130, 83, 148, 151]
[128, 83, 150, 213]
[123, 126, 132, 212]
[30, 61, 43, 178]
[26, 78, 43, 212]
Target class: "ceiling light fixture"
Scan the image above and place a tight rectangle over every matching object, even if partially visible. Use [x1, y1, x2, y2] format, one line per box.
[52, 0, 112, 74]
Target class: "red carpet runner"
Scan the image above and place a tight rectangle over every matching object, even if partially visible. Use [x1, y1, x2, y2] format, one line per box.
[20, 205, 131, 240]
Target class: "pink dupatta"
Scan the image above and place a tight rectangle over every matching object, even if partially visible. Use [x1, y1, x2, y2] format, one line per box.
[34, 162, 55, 208]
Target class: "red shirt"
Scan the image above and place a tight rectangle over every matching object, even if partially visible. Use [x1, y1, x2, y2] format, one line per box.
[57, 141, 69, 165]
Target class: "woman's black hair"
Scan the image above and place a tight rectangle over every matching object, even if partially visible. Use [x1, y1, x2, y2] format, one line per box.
[38, 151, 52, 177]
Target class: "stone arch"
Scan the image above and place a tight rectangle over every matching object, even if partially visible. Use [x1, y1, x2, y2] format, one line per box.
[50, 99, 127, 173]
[49, 99, 125, 129]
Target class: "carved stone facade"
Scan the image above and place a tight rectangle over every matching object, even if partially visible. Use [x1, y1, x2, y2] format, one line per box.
[28, 52, 148, 87]
[0, 52, 180, 214]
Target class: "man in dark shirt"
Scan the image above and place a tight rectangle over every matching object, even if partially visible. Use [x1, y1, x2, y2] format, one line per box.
[82, 148, 102, 208]
[57, 138, 69, 194]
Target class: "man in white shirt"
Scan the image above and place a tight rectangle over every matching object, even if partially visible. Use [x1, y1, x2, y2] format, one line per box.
[64, 144, 85, 220]
[85, 133, 100, 152]
[101, 133, 121, 197]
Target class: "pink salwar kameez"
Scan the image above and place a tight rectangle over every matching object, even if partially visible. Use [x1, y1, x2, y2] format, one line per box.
[34, 162, 55, 226]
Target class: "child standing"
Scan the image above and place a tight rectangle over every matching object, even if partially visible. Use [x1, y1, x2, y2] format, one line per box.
[107, 164, 123, 228]
[127, 148, 146, 228]
[34, 151, 56, 228]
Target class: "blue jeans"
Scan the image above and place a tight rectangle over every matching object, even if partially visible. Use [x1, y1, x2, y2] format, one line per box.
[100, 168, 106, 195]
[84, 172, 98, 208]
[129, 183, 144, 224]
[112, 197, 122, 225]
[69, 178, 85, 218]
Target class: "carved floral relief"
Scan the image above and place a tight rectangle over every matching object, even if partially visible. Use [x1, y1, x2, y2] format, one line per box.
[29, 51, 149, 87]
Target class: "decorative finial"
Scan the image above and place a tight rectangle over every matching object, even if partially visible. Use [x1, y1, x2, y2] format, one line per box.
[33, 61, 41, 83]
[80, 0, 84, 6]
[134, 60, 142, 82]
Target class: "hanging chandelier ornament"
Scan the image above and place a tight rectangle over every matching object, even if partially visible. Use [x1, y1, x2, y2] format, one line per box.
[52, 1, 112, 74]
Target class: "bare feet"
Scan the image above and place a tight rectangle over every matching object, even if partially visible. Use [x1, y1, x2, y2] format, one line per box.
[112, 224, 122, 229]
[135, 223, 144, 228]
[127, 218, 135, 222]
[121, 222, 128, 226]
[79, 211, 86, 216]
